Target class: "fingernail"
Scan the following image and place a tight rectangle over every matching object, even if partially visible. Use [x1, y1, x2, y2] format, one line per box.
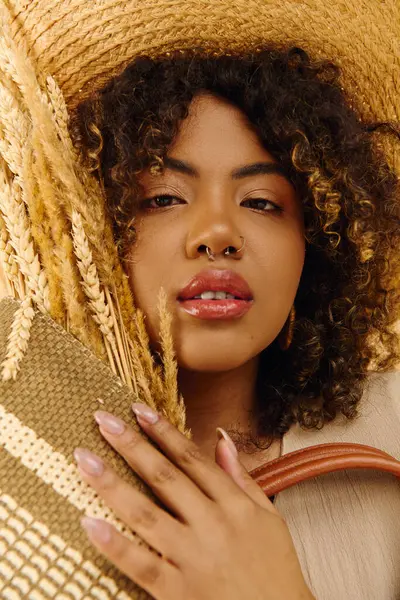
[132, 403, 159, 424]
[74, 448, 104, 476]
[81, 516, 112, 544]
[216, 427, 238, 458]
[94, 411, 125, 435]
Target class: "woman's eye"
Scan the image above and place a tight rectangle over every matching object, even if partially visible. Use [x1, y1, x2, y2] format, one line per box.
[141, 194, 185, 210]
[241, 198, 283, 213]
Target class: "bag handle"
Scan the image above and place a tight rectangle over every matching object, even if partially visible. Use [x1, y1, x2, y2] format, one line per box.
[249, 443, 400, 497]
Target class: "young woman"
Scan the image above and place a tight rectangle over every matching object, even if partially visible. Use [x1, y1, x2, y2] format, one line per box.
[68, 51, 400, 598]
[0, 2, 399, 599]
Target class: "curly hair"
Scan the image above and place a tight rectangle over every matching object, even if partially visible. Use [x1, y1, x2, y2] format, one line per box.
[69, 46, 400, 451]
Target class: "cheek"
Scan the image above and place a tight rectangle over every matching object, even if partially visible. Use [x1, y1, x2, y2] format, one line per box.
[125, 224, 179, 343]
[259, 235, 305, 296]
[249, 225, 305, 336]
[255, 216, 305, 283]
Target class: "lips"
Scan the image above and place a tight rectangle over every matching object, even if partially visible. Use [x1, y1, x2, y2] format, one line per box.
[177, 269, 254, 321]
[178, 269, 253, 301]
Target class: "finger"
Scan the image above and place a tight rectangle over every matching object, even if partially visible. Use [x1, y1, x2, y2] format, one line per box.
[93, 410, 213, 524]
[214, 431, 279, 514]
[130, 403, 250, 506]
[81, 516, 182, 600]
[74, 447, 189, 563]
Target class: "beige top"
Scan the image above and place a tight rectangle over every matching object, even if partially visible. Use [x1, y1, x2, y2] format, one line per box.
[275, 371, 400, 599]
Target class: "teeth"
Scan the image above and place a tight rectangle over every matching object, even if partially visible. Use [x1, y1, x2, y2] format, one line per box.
[201, 291, 216, 300]
[192, 291, 238, 300]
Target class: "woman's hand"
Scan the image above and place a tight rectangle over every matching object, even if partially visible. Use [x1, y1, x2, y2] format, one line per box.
[73, 403, 315, 600]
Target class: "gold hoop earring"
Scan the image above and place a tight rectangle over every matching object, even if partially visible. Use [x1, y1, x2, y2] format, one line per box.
[278, 305, 296, 351]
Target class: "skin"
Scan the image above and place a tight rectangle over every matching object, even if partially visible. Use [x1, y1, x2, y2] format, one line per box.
[125, 92, 305, 468]
[75, 92, 314, 598]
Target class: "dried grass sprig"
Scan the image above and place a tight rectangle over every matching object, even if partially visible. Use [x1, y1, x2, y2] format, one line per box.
[0, 76, 54, 309]
[0, 162, 50, 313]
[1, 294, 35, 381]
[0, 20, 137, 346]
[71, 209, 128, 382]
[21, 141, 66, 322]
[0, 81, 30, 178]
[127, 336, 158, 411]
[30, 132, 105, 356]
[157, 288, 188, 434]
[112, 281, 139, 397]
[45, 75, 76, 158]
[157, 288, 178, 406]
[0, 24, 107, 270]
[0, 212, 19, 297]
[0, 6, 187, 433]
[56, 233, 106, 360]
[134, 309, 165, 402]
[104, 285, 135, 391]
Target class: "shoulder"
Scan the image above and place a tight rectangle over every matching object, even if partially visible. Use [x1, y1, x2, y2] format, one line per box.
[282, 370, 400, 458]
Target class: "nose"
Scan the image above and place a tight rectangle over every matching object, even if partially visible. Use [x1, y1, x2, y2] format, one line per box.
[185, 208, 245, 261]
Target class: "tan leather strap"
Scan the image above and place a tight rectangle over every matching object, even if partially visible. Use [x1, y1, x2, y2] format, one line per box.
[249, 443, 400, 497]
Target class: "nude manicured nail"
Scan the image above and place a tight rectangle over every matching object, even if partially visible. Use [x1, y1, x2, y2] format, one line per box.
[132, 402, 159, 424]
[74, 448, 104, 476]
[81, 516, 112, 544]
[94, 410, 125, 435]
[216, 427, 238, 458]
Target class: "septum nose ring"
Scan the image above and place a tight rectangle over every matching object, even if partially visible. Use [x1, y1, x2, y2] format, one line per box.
[206, 236, 246, 261]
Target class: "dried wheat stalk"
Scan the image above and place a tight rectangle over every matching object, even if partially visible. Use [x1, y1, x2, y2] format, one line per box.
[21, 141, 66, 322]
[45, 75, 77, 158]
[0, 9, 188, 434]
[0, 71, 50, 314]
[1, 294, 35, 381]
[134, 309, 166, 402]
[0, 211, 19, 297]
[127, 335, 159, 411]
[0, 89, 29, 182]
[30, 127, 106, 357]
[0, 25, 109, 280]
[71, 209, 134, 386]
[157, 288, 189, 436]
[0, 162, 50, 314]
[1, 25, 137, 347]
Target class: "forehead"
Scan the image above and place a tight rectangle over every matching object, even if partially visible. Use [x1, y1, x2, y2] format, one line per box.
[168, 93, 277, 168]
[138, 92, 298, 198]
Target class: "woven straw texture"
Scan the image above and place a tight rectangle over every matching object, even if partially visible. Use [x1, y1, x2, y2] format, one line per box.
[3, 0, 400, 175]
[0, 296, 164, 599]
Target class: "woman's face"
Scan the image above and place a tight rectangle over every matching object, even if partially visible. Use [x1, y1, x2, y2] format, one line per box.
[125, 93, 305, 372]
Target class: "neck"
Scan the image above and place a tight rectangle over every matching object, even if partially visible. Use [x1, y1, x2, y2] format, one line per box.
[178, 357, 261, 460]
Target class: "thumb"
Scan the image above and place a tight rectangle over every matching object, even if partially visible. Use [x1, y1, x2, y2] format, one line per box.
[215, 427, 278, 512]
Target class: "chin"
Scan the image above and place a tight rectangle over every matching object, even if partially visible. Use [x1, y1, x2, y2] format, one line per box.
[176, 353, 247, 372]
[174, 338, 265, 372]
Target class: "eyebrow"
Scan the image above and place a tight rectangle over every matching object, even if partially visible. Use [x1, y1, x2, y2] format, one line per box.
[162, 156, 293, 185]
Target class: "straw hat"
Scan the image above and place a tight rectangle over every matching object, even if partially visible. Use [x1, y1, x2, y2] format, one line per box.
[2, 0, 399, 173]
